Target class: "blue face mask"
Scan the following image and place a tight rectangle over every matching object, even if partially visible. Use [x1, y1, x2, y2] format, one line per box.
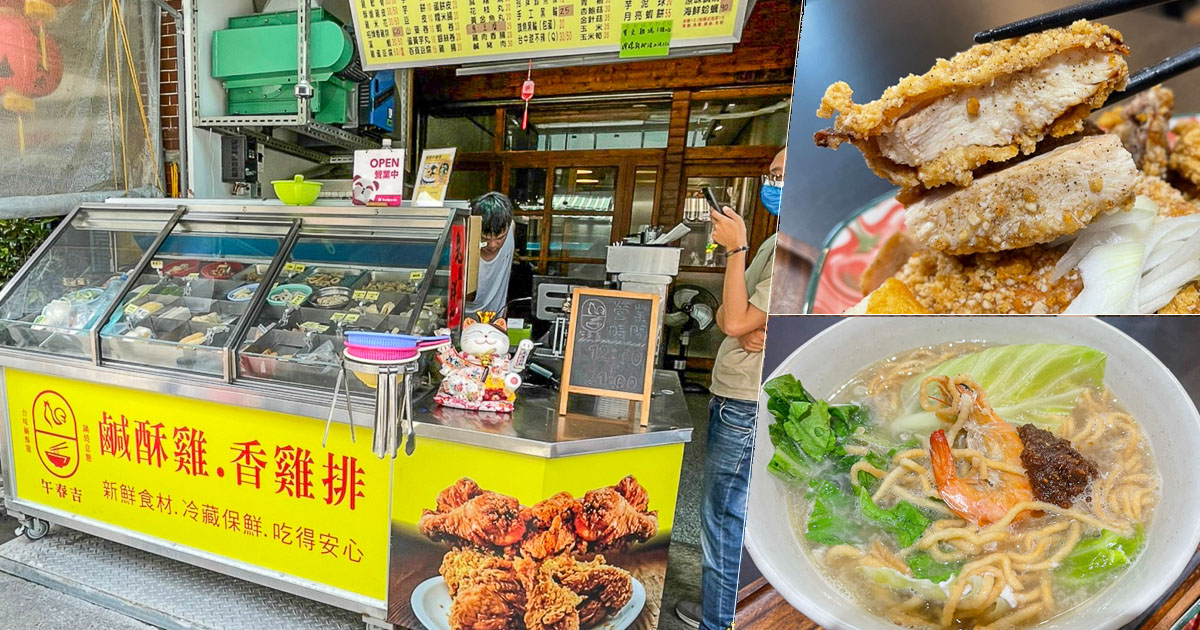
[761, 182, 783, 216]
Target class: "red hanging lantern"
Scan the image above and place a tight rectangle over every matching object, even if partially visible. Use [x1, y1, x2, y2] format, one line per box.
[21, 0, 69, 70]
[0, 11, 50, 153]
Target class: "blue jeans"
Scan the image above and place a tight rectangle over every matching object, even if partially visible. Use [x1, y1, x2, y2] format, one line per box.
[700, 395, 757, 630]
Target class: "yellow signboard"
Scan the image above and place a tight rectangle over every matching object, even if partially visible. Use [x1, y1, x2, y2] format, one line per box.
[5, 370, 390, 601]
[350, 0, 744, 69]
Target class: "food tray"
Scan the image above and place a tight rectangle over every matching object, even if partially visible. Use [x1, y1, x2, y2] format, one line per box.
[296, 266, 364, 289]
[101, 316, 229, 374]
[230, 263, 271, 284]
[0, 316, 90, 357]
[240, 329, 376, 392]
[350, 269, 422, 294]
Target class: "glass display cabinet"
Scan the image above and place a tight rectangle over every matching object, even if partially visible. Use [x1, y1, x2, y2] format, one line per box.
[0, 206, 180, 360]
[0, 202, 469, 390]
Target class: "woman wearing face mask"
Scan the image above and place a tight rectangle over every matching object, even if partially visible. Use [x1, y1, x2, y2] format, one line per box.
[675, 146, 784, 630]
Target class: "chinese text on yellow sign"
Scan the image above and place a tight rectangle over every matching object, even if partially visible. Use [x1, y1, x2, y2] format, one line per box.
[5, 370, 390, 601]
[351, 0, 743, 69]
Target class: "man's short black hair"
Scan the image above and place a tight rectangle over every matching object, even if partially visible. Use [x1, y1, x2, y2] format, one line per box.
[471, 192, 514, 236]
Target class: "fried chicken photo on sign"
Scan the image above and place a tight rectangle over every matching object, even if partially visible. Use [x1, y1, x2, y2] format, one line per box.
[441, 549, 526, 630]
[419, 477, 531, 552]
[521, 491, 582, 560]
[541, 554, 634, 627]
[573, 475, 658, 551]
[516, 557, 583, 630]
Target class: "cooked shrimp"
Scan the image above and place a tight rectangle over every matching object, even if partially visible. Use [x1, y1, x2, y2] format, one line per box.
[925, 377, 1033, 527]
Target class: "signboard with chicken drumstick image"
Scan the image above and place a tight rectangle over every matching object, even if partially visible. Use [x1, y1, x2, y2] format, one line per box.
[387, 439, 683, 630]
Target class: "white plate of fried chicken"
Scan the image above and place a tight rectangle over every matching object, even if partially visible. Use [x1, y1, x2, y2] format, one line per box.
[411, 569, 646, 630]
[413, 476, 658, 630]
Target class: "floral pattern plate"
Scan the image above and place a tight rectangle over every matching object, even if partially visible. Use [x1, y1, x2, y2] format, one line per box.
[804, 191, 906, 314]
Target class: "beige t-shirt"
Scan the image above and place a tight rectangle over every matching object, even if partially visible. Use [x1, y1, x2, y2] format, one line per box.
[709, 233, 776, 402]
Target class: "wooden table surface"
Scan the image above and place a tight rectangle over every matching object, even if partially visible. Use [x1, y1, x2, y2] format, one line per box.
[736, 551, 1200, 630]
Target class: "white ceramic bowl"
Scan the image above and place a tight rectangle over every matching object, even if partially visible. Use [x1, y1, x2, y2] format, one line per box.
[745, 317, 1200, 630]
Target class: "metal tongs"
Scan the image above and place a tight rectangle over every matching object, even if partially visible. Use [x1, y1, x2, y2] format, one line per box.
[974, 0, 1200, 106]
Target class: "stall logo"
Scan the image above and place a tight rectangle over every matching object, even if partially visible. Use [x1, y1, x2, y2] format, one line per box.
[31, 390, 80, 479]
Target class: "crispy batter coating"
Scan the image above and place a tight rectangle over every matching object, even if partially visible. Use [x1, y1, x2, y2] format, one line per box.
[1170, 119, 1200, 189]
[1135, 174, 1200, 219]
[1158, 282, 1200, 314]
[1099, 85, 1174, 178]
[816, 20, 1128, 190]
[895, 246, 1083, 314]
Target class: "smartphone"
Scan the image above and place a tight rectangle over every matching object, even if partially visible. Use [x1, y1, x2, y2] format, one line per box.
[701, 186, 731, 217]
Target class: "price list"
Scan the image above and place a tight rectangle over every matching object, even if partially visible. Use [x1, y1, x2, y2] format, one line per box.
[351, 0, 742, 68]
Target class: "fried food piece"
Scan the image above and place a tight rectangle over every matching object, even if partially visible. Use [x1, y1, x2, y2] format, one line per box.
[516, 557, 582, 630]
[441, 549, 526, 630]
[1135, 174, 1200, 219]
[816, 21, 1128, 190]
[573, 476, 658, 550]
[1170, 119, 1200, 189]
[860, 231, 921, 295]
[844, 278, 931, 314]
[1017, 424, 1098, 509]
[440, 548, 515, 596]
[1100, 85, 1174, 177]
[542, 554, 634, 627]
[437, 478, 485, 512]
[521, 492, 581, 560]
[905, 134, 1138, 254]
[419, 478, 530, 551]
[1158, 282, 1200, 314]
[896, 246, 1083, 314]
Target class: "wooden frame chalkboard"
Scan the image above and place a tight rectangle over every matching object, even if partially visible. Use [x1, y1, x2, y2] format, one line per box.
[558, 287, 660, 427]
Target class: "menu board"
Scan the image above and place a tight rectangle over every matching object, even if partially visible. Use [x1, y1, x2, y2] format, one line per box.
[349, 0, 747, 70]
[559, 288, 660, 426]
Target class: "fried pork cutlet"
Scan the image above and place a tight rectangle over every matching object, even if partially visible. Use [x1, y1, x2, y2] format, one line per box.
[1170, 119, 1200, 190]
[844, 277, 931, 314]
[1098, 85, 1174, 178]
[815, 20, 1128, 192]
[1135, 174, 1200, 219]
[895, 246, 1083, 314]
[904, 134, 1138, 255]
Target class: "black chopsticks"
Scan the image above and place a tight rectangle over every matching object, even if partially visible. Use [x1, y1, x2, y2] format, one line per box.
[974, 0, 1199, 105]
[1109, 43, 1200, 105]
[974, 0, 1170, 43]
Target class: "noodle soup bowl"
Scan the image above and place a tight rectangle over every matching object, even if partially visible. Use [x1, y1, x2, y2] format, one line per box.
[745, 317, 1200, 630]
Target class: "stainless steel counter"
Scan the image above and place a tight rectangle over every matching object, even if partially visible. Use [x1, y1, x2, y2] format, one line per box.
[0, 349, 693, 460]
[411, 368, 694, 458]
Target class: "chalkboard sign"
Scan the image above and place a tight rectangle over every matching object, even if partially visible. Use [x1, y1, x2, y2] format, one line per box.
[559, 288, 660, 426]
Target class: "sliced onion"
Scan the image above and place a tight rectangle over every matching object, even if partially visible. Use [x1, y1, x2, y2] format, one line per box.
[1063, 241, 1145, 314]
[1052, 203, 1156, 281]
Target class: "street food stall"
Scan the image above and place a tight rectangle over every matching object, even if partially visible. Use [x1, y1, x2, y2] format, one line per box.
[0, 199, 693, 629]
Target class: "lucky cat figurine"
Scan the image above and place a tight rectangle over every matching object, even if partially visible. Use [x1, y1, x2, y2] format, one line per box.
[434, 313, 532, 413]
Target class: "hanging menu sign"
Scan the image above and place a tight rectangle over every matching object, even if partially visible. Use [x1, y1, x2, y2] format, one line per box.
[349, 0, 747, 70]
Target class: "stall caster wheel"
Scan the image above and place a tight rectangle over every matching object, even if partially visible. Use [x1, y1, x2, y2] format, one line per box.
[15, 517, 49, 541]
